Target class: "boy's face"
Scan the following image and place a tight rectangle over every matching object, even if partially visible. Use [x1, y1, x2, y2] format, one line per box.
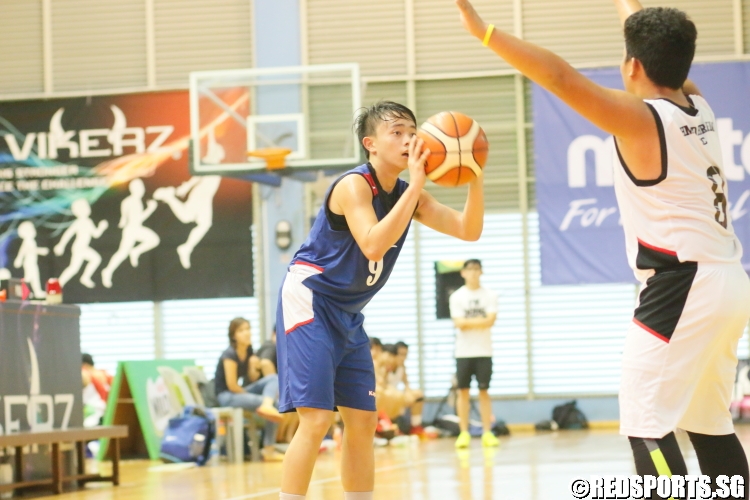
[460, 263, 482, 287]
[366, 116, 417, 170]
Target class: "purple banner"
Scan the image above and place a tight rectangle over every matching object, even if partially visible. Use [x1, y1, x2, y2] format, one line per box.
[534, 61, 750, 284]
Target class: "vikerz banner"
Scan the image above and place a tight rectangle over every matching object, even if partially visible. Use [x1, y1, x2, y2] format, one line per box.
[534, 61, 750, 285]
[0, 90, 253, 302]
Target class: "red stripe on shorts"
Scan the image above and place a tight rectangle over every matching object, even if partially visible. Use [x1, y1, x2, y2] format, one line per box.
[285, 318, 314, 335]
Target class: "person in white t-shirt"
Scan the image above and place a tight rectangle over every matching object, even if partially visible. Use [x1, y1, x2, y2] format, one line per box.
[449, 259, 499, 449]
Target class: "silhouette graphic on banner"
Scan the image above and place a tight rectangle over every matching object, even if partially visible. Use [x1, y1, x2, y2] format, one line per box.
[54, 199, 108, 289]
[154, 176, 221, 269]
[0, 90, 253, 303]
[102, 179, 160, 288]
[14, 221, 49, 298]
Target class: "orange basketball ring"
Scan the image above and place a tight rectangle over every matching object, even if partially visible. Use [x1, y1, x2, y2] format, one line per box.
[246, 147, 293, 170]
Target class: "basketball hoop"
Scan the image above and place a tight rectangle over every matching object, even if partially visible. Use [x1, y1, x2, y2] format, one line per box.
[246, 147, 292, 170]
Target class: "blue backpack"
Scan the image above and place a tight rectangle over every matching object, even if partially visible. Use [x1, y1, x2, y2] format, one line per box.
[159, 406, 216, 465]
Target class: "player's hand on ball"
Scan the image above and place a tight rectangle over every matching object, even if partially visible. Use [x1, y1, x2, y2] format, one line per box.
[456, 0, 487, 39]
[408, 136, 430, 189]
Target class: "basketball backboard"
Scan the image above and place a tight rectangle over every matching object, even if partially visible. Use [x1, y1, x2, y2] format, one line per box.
[189, 63, 361, 175]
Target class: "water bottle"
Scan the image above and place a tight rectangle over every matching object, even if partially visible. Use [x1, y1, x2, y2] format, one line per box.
[190, 433, 206, 459]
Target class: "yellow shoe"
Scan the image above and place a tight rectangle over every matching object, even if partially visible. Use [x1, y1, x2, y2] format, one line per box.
[481, 431, 499, 448]
[455, 431, 471, 449]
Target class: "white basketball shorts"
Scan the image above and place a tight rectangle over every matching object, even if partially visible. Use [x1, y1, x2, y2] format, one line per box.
[619, 261, 750, 438]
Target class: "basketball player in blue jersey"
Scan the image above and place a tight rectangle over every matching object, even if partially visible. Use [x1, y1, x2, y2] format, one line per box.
[456, 0, 750, 496]
[276, 101, 484, 500]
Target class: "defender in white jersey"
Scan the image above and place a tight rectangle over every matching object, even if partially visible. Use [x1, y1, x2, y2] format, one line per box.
[457, 0, 750, 494]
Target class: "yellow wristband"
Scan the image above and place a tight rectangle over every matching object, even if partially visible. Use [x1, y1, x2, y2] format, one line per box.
[482, 24, 495, 47]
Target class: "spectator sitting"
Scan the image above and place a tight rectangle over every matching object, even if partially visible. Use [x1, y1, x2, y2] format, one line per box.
[375, 344, 423, 434]
[370, 337, 383, 362]
[215, 317, 284, 461]
[81, 353, 113, 403]
[81, 369, 106, 428]
[256, 325, 300, 444]
[392, 341, 425, 434]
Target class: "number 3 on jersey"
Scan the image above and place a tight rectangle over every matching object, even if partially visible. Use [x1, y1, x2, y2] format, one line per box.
[367, 258, 383, 286]
[707, 166, 728, 229]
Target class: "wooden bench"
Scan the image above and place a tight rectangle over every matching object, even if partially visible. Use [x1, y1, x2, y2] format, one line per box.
[0, 425, 128, 495]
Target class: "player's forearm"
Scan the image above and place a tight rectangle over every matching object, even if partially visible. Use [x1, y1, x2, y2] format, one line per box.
[613, 0, 642, 26]
[482, 28, 580, 104]
[362, 185, 421, 261]
[458, 177, 484, 241]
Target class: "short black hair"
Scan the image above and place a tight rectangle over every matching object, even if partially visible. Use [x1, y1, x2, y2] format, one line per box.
[82, 353, 94, 366]
[624, 7, 696, 90]
[463, 259, 482, 269]
[370, 337, 382, 348]
[382, 343, 398, 355]
[353, 101, 417, 159]
[395, 341, 408, 350]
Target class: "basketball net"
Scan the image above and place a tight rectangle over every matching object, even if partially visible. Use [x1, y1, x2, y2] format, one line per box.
[246, 147, 292, 170]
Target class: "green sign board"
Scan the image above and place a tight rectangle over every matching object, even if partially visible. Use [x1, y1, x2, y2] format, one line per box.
[99, 359, 195, 461]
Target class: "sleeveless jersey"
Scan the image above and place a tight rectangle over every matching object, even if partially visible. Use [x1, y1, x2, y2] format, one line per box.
[612, 95, 743, 283]
[290, 163, 411, 313]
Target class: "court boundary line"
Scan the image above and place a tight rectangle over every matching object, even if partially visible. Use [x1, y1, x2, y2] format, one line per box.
[223, 458, 439, 500]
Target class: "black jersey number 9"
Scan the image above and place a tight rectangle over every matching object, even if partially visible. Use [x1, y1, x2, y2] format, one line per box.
[706, 166, 728, 229]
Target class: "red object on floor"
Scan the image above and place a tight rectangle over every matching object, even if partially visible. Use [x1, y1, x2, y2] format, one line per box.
[410, 425, 425, 436]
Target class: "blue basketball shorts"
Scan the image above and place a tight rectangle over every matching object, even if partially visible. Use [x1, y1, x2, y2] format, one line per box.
[275, 263, 376, 413]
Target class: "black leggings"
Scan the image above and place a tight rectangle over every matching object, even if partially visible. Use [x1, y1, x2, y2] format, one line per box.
[629, 432, 748, 499]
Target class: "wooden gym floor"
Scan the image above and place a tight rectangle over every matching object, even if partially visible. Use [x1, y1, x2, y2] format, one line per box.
[32, 425, 750, 500]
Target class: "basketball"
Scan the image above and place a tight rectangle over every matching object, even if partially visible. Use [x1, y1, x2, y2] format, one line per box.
[417, 111, 489, 187]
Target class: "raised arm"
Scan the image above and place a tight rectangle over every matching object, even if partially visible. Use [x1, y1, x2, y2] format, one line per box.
[455, 0, 654, 140]
[613, 0, 642, 23]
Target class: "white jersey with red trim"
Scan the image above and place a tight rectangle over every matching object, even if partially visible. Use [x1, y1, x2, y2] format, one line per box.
[612, 95, 743, 282]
